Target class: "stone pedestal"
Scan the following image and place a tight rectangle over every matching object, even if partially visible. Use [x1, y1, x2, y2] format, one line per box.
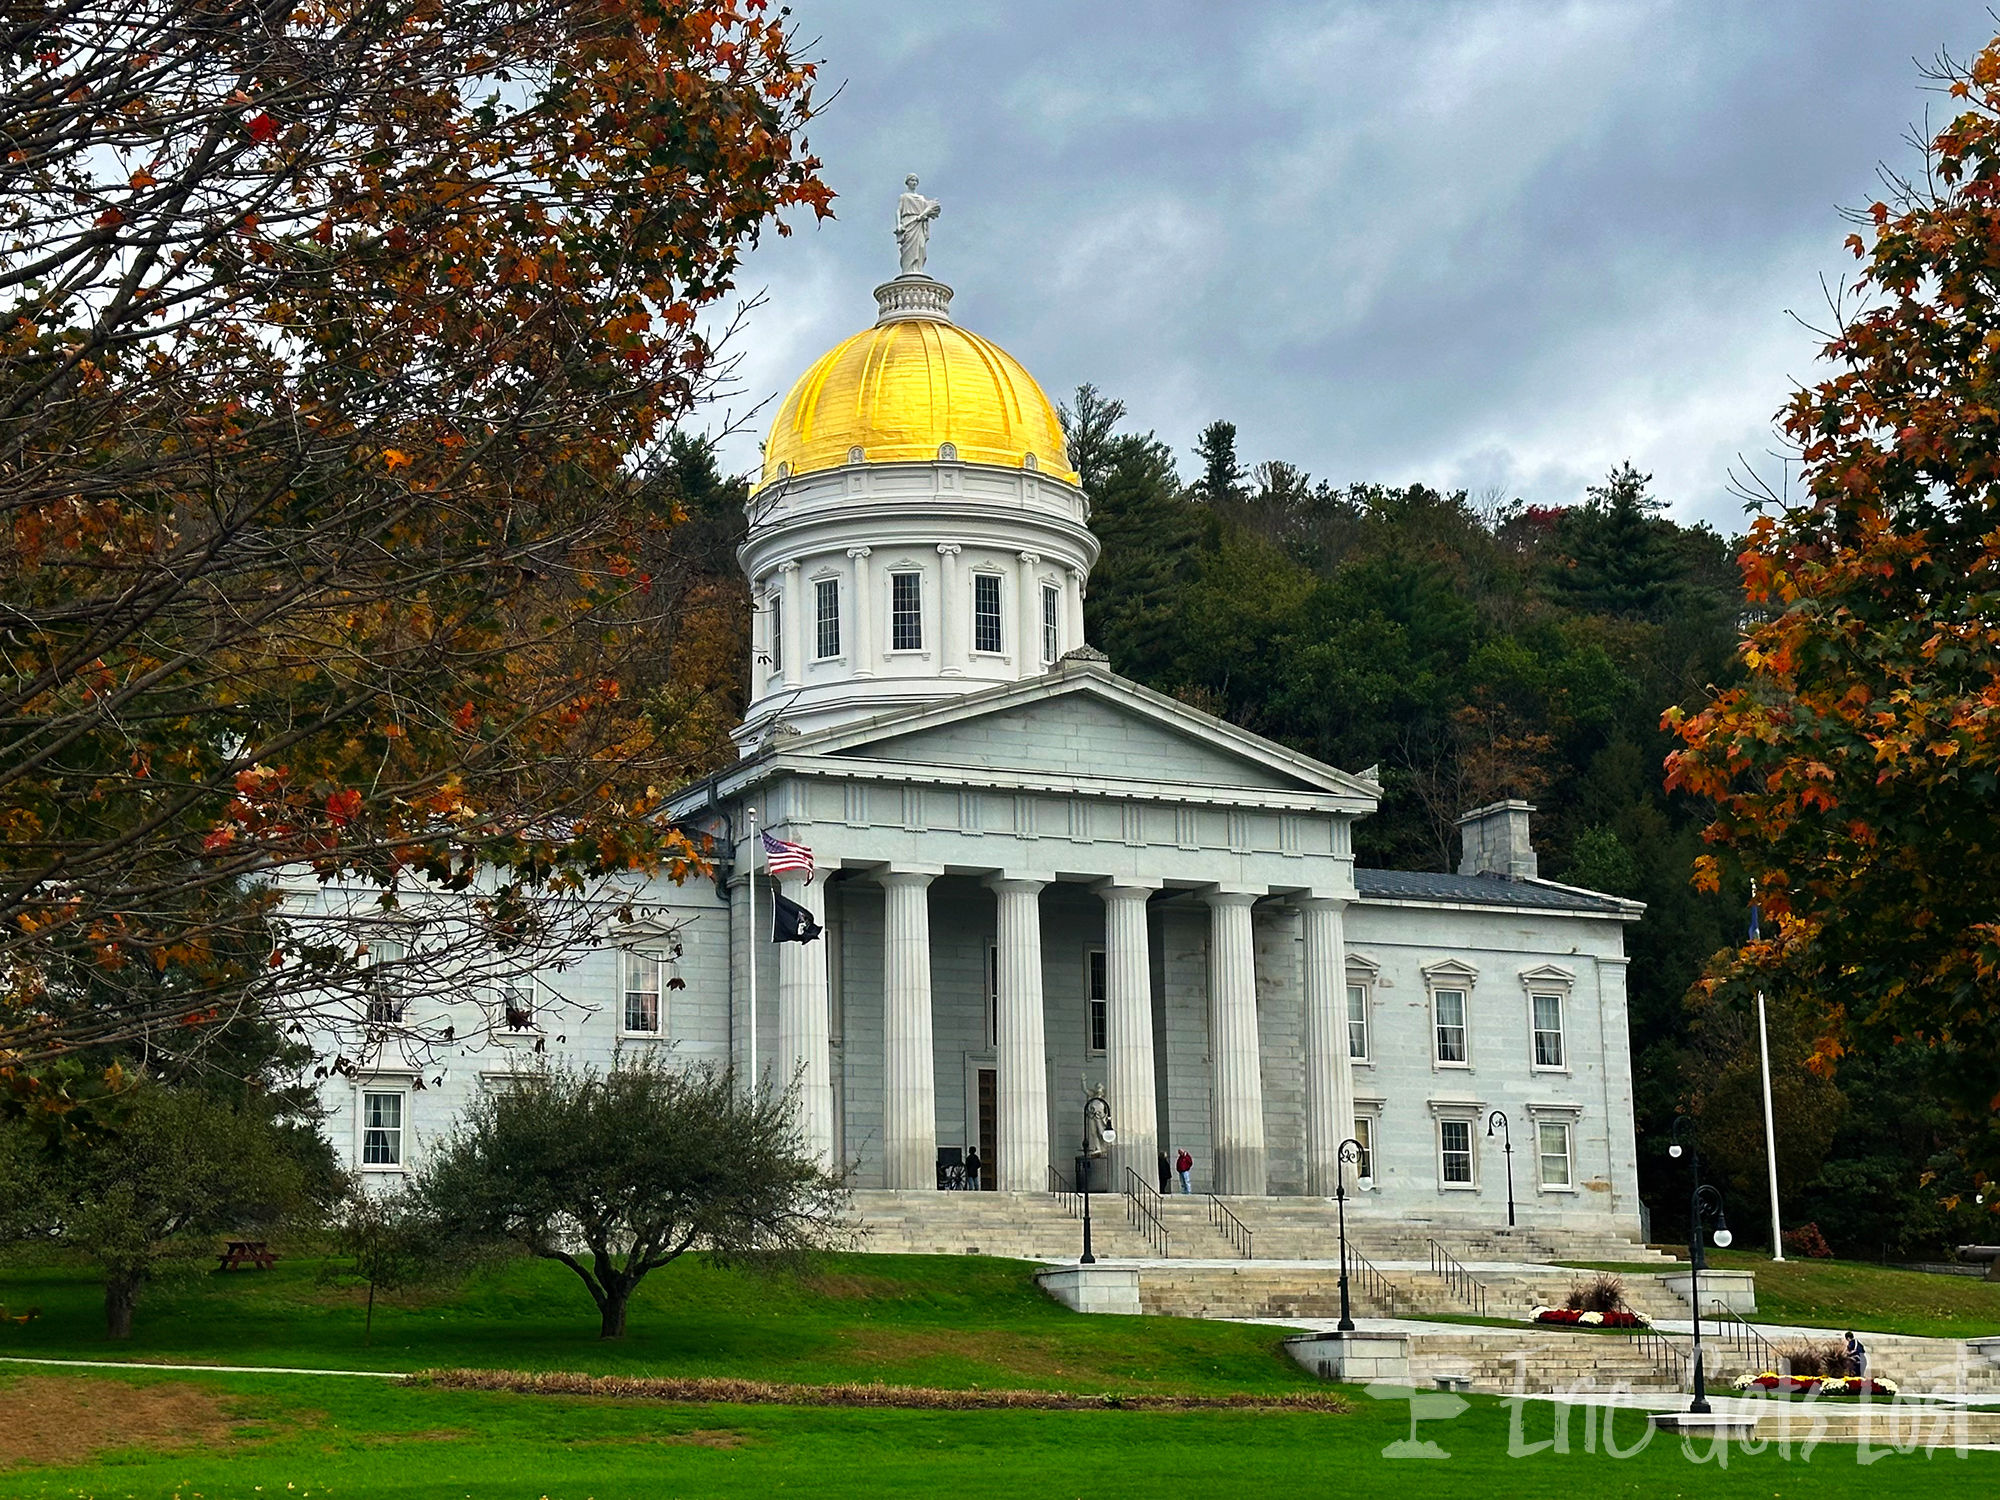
[1285, 1331, 1410, 1383]
[1036, 1266, 1142, 1316]
[1663, 1269, 1757, 1315]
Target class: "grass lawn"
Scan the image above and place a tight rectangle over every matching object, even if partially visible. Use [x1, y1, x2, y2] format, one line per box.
[1703, 1252, 2000, 1340]
[0, 1251, 1320, 1393]
[0, 1364, 1992, 1500]
[1552, 1254, 2000, 1340]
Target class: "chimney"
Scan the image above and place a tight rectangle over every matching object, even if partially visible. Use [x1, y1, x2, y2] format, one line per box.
[1456, 800, 1538, 880]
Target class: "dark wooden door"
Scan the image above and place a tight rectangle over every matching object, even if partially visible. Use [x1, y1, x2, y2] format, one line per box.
[976, 1067, 997, 1190]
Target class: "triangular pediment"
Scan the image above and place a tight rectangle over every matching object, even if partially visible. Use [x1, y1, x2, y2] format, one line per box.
[788, 663, 1377, 803]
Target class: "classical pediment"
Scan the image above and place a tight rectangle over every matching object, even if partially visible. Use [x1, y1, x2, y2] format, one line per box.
[790, 662, 1377, 803]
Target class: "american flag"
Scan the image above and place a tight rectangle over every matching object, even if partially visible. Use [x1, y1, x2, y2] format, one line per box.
[761, 829, 815, 881]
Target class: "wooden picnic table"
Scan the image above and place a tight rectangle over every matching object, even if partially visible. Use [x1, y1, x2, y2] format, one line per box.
[217, 1240, 277, 1272]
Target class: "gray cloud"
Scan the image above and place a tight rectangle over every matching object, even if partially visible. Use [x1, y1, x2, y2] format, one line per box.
[703, 0, 1989, 532]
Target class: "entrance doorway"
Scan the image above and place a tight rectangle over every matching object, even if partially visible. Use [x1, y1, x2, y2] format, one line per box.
[975, 1067, 997, 1190]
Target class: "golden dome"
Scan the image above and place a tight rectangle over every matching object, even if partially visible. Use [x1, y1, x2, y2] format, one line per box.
[758, 314, 1076, 491]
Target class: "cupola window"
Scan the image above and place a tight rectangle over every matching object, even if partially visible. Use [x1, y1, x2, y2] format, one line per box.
[937, 442, 957, 461]
[890, 571, 923, 651]
[815, 578, 841, 660]
[1041, 584, 1060, 665]
[972, 573, 1003, 654]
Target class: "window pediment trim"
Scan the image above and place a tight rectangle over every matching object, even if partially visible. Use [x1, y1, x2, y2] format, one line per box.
[1421, 958, 1479, 984]
[1426, 1095, 1485, 1116]
[1526, 1101, 1584, 1119]
[1345, 951, 1382, 977]
[1519, 962, 1576, 991]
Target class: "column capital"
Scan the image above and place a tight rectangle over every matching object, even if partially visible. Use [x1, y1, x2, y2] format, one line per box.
[778, 558, 800, 574]
[846, 545, 872, 559]
[1198, 885, 1262, 909]
[936, 542, 962, 557]
[985, 873, 1051, 895]
[1093, 876, 1162, 899]
[877, 866, 943, 889]
[1017, 549, 1042, 565]
[1298, 893, 1351, 913]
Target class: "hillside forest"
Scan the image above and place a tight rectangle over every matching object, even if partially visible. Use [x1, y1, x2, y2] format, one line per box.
[651, 392, 1980, 1260]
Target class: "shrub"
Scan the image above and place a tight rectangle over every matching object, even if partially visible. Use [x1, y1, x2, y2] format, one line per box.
[1562, 1272, 1626, 1314]
[1782, 1222, 1835, 1259]
[1774, 1337, 1848, 1378]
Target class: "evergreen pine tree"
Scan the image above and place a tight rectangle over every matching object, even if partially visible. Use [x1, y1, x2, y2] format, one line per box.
[1191, 420, 1248, 506]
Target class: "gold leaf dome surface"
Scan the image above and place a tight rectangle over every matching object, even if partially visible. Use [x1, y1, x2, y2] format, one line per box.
[758, 316, 1077, 490]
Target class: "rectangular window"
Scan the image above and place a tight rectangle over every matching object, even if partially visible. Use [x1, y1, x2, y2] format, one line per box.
[769, 594, 783, 672]
[366, 940, 406, 1025]
[1347, 983, 1370, 1061]
[1354, 1115, 1374, 1182]
[1538, 1120, 1573, 1188]
[1434, 989, 1468, 1064]
[361, 1091, 403, 1166]
[500, 977, 535, 1031]
[1532, 993, 1566, 1068]
[890, 571, 923, 651]
[1086, 949, 1107, 1053]
[623, 951, 661, 1034]
[1439, 1118, 1473, 1185]
[973, 573, 1003, 653]
[1041, 584, 1060, 664]
[814, 578, 840, 659]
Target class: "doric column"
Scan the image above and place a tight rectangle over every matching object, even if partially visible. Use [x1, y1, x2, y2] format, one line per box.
[1016, 551, 1041, 672]
[989, 876, 1050, 1191]
[936, 544, 962, 676]
[778, 560, 803, 690]
[880, 868, 939, 1189]
[777, 871, 833, 1165]
[1066, 566, 1087, 656]
[846, 547, 874, 678]
[1202, 887, 1266, 1195]
[1097, 880, 1160, 1190]
[1300, 896, 1355, 1196]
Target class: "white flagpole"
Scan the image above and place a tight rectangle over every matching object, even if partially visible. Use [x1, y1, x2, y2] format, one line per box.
[1751, 879, 1784, 1262]
[746, 805, 758, 1104]
[1758, 986, 1784, 1261]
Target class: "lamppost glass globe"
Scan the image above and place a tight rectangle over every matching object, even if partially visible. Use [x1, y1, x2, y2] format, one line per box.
[1668, 1143, 1683, 1159]
[1102, 1126, 1116, 1143]
[1713, 1228, 1733, 1249]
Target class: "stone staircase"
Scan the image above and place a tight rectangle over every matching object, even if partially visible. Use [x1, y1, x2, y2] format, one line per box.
[1407, 1328, 1688, 1392]
[842, 1188, 1671, 1266]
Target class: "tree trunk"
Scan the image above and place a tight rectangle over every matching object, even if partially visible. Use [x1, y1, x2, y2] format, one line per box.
[104, 1273, 142, 1340]
[599, 1287, 629, 1339]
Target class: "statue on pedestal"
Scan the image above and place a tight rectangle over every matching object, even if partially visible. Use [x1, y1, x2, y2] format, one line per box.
[895, 174, 941, 276]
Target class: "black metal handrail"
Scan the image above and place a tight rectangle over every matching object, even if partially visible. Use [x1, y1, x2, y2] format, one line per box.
[1207, 1195, 1253, 1259]
[1346, 1244, 1400, 1314]
[1122, 1165, 1172, 1257]
[1707, 1303, 1777, 1373]
[1426, 1238, 1489, 1317]
[1048, 1164, 1081, 1219]
[1614, 1298, 1693, 1385]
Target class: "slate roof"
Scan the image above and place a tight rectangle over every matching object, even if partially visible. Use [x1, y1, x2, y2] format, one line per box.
[1354, 867, 1632, 915]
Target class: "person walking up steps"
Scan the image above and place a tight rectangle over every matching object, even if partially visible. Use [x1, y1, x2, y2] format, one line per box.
[1175, 1146, 1193, 1194]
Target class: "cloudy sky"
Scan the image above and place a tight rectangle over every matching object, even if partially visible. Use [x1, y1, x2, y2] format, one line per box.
[703, 1, 1990, 533]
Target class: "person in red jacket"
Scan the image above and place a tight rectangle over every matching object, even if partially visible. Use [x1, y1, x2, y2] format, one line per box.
[1175, 1146, 1194, 1194]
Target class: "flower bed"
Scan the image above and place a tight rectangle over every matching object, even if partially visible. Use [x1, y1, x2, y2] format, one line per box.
[1733, 1373, 1900, 1397]
[1530, 1306, 1652, 1329]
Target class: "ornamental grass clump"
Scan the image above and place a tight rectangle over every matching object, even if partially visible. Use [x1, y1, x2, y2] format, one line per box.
[1562, 1273, 1626, 1314]
[1775, 1337, 1849, 1379]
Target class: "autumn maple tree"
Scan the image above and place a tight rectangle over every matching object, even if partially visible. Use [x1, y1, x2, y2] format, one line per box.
[1667, 38, 2000, 1186]
[0, 0, 828, 1070]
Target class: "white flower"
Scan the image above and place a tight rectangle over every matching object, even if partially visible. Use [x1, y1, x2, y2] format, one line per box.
[1876, 1377, 1899, 1395]
[1580, 1311, 1604, 1325]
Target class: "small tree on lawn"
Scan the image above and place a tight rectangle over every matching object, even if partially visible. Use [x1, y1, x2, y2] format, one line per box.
[418, 1058, 844, 1339]
[323, 1182, 463, 1344]
[0, 1083, 312, 1337]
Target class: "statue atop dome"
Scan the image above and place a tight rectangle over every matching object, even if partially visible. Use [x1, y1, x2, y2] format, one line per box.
[895, 175, 941, 276]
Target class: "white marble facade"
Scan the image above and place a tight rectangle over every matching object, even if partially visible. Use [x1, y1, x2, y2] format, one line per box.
[316, 262, 1647, 1238]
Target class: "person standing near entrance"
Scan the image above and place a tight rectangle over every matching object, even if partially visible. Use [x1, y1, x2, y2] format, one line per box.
[1175, 1146, 1193, 1194]
[963, 1146, 983, 1191]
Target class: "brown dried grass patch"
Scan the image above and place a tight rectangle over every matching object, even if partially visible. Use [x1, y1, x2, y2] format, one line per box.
[0, 1376, 252, 1468]
[418, 1368, 1348, 1413]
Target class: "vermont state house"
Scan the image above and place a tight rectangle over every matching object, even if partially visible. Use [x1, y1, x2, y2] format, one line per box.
[316, 219, 1647, 1240]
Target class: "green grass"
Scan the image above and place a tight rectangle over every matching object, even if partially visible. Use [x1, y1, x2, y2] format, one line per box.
[1, 1364, 1992, 1500]
[1553, 1253, 2000, 1340]
[1702, 1251, 2000, 1340]
[0, 1251, 1320, 1394]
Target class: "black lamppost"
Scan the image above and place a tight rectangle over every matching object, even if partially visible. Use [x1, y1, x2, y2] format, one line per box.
[1669, 1114, 1734, 1415]
[1335, 1136, 1364, 1331]
[1487, 1109, 1516, 1228]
